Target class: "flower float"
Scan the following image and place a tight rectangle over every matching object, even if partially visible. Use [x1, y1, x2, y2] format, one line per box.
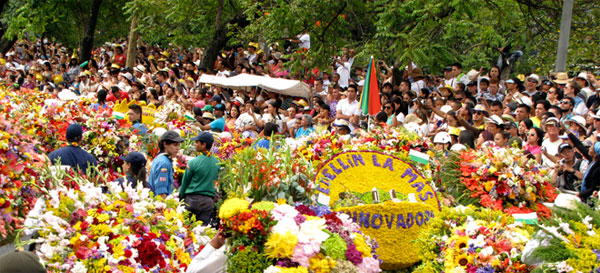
[219, 198, 381, 273]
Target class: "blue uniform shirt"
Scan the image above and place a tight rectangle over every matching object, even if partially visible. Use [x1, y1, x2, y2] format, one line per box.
[147, 154, 174, 195]
[48, 145, 97, 174]
[132, 121, 148, 135]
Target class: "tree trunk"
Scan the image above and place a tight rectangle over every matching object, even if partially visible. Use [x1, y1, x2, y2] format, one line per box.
[79, 0, 102, 64]
[0, 0, 15, 54]
[126, 13, 139, 69]
[200, 13, 249, 71]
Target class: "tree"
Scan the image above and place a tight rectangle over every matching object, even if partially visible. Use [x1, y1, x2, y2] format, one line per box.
[79, 0, 103, 64]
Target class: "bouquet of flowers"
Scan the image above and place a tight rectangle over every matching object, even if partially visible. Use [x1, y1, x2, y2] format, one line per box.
[219, 145, 314, 205]
[218, 198, 381, 273]
[25, 178, 214, 272]
[523, 204, 600, 272]
[442, 147, 558, 218]
[414, 206, 535, 273]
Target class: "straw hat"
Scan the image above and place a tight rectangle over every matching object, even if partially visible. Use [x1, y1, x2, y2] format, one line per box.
[553, 72, 569, 85]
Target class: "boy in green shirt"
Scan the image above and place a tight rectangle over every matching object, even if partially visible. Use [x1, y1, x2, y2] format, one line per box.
[179, 132, 220, 226]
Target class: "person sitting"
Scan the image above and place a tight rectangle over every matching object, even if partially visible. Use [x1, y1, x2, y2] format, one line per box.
[295, 114, 315, 138]
[255, 122, 278, 149]
[48, 123, 97, 174]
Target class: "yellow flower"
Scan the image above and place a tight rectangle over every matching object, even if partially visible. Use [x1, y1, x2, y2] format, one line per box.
[176, 248, 191, 265]
[96, 213, 110, 223]
[112, 243, 125, 259]
[279, 266, 309, 273]
[353, 234, 371, 257]
[454, 253, 471, 267]
[218, 198, 249, 220]
[454, 237, 469, 251]
[309, 253, 336, 273]
[265, 231, 298, 259]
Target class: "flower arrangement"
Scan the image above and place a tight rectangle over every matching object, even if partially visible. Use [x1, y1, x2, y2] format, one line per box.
[219, 145, 314, 205]
[413, 205, 535, 273]
[441, 148, 558, 218]
[218, 198, 381, 273]
[523, 204, 600, 272]
[24, 176, 215, 272]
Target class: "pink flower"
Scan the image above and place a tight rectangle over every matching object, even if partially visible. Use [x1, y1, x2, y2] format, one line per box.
[357, 257, 381, 273]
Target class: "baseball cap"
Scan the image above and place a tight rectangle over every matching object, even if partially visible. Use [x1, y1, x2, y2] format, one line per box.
[545, 117, 560, 127]
[558, 143, 572, 152]
[119, 152, 147, 166]
[201, 105, 213, 112]
[214, 104, 226, 111]
[160, 130, 184, 143]
[191, 131, 214, 147]
[473, 104, 488, 113]
[484, 115, 503, 126]
[590, 109, 600, 120]
[210, 95, 222, 103]
[332, 119, 351, 131]
[505, 79, 515, 84]
[66, 123, 83, 141]
[0, 251, 46, 273]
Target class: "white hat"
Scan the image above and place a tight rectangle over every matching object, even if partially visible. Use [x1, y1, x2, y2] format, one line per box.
[525, 74, 541, 87]
[465, 69, 479, 81]
[122, 72, 133, 81]
[485, 115, 504, 126]
[554, 193, 580, 210]
[517, 96, 532, 107]
[404, 122, 422, 136]
[567, 115, 586, 129]
[134, 65, 146, 73]
[433, 132, 451, 144]
[450, 143, 467, 151]
[590, 109, 600, 120]
[440, 105, 452, 114]
[57, 89, 78, 101]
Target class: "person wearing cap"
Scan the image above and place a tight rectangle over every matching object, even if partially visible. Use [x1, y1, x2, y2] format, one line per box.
[484, 115, 503, 136]
[0, 251, 46, 273]
[199, 104, 226, 132]
[552, 142, 588, 192]
[128, 104, 147, 135]
[433, 131, 452, 151]
[332, 119, 351, 136]
[116, 151, 147, 188]
[179, 132, 220, 225]
[541, 117, 563, 168]
[148, 130, 184, 198]
[48, 123, 97, 174]
[523, 74, 544, 102]
[209, 94, 222, 107]
[504, 121, 522, 148]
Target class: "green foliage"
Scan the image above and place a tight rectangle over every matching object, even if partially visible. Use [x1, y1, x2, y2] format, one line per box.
[529, 237, 573, 262]
[438, 152, 479, 206]
[227, 249, 272, 273]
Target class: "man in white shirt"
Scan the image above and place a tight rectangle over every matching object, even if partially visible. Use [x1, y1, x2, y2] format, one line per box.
[298, 32, 310, 50]
[186, 233, 226, 273]
[335, 55, 351, 89]
[335, 84, 361, 131]
[541, 117, 563, 169]
[235, 100, 260, 138]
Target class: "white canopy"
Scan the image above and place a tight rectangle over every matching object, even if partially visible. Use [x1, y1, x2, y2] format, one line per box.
[199, 73, 311, 98]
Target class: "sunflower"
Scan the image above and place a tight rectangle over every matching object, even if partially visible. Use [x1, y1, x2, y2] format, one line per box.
[454, 237, 469, 251]
[454, 253, 471, 267]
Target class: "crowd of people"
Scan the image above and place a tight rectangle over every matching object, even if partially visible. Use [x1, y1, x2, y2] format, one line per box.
[1, 37, 600, 213]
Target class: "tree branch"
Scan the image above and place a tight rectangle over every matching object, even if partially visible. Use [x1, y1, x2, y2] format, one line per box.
[319, 1, 347, 44]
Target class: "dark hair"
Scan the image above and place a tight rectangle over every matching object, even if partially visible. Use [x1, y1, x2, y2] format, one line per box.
[455, 82, 465, 92]
[375, 111, 388, 123]
[97, 89, 108, 104]
[480, 131, 494, 141]
[521, 118, 534, 130]
[347, 84, 358, 92]
[128, 104, 143, 116]
[458, 130, 475, 148]
[420, 88, 430, 98]
[263, 122, 278, 137]
[532, 127, 545, 146]
[517, 104, 531, 114]
[563, 96, 575, 108]
[451, 62, 462, 69]
[479, 78, 489, 85]
[489, 100, 503, 108]
[536, 99, 551, 111]
[130, 160, 147, 188]
[193, 106, 202, 117]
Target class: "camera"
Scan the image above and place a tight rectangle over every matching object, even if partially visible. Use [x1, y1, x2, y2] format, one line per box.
[559, 158, 566, 166]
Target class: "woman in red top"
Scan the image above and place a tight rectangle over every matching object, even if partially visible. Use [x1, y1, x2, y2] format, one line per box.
[113, 46, 126, 67]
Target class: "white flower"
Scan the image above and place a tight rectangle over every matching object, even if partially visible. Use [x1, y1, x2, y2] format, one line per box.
[71, 262, 87, 273]
[297, 218, 329, 243]
[559, 222, 574, 235]
[468, 234, 486, 248]
[480, 246, 494, 257]
[272, 218, 299, 235]
[264, 265, 282, 273]
[271, 204, 299, 221]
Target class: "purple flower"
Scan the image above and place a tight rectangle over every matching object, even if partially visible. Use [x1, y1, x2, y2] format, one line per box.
[310, 204, 332, 217]
[345, 243, 363, 265]
[276, 259, 299, 267]
[294, 214, 306, 225]
[593, 249, 600, 261]
[476, 265, 495, 273]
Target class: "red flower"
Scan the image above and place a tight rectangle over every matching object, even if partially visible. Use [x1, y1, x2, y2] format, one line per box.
[75, 246, 90, 259]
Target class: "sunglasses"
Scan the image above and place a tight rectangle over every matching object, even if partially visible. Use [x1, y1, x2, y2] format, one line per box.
[455, 97, 464, 100]
[548, 90, 555, 94]
[384, 106, 392, 109]
[560, 100, 571, 104]
[527, 79, 538, 83]
[473, 112, 483, 115]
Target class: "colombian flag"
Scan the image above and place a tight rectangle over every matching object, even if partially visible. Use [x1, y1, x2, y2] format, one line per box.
[359, 57, 381, 116]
